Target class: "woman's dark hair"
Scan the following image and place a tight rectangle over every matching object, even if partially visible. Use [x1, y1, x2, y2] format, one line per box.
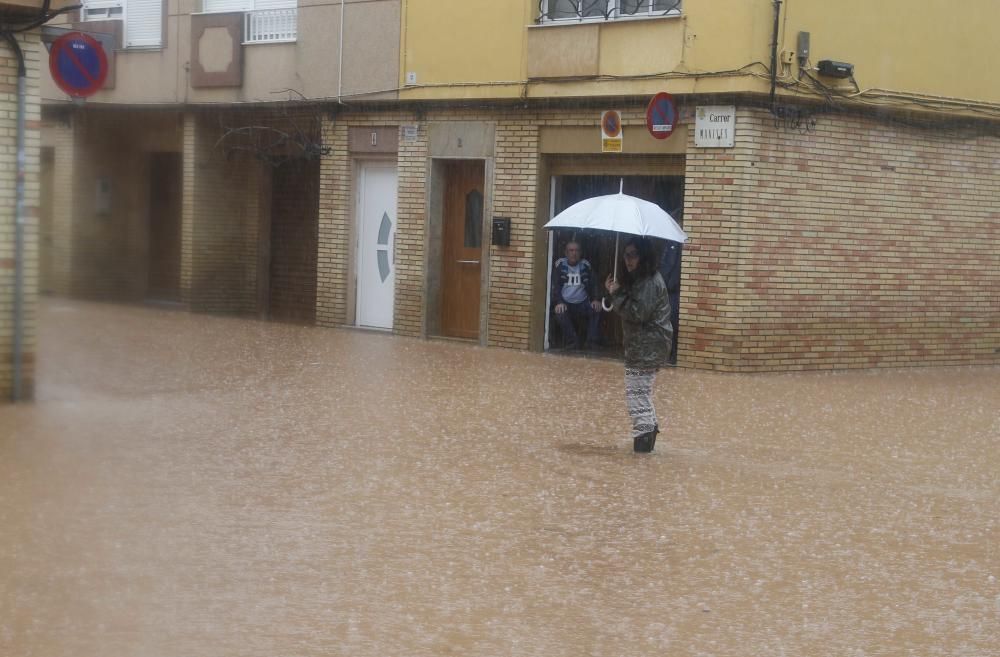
[623, 237, 658, 283]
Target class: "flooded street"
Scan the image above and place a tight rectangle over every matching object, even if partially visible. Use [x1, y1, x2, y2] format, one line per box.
[2, 300, 998, 657]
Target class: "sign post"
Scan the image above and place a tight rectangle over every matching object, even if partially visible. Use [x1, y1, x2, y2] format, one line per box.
[48, 32, 108, 98]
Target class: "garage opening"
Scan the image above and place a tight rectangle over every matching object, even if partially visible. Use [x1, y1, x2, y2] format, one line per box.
[545, 174, 684, 359]
[266, 159, 319, 324]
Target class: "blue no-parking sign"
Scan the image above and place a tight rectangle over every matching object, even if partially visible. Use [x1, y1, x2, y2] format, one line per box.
[646, 92, 677, 140]
[48, 32, 108, 98]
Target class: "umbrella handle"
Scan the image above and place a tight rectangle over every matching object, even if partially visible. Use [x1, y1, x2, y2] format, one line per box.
[603, 232, 619, 313]
[613, 232, 619, 282]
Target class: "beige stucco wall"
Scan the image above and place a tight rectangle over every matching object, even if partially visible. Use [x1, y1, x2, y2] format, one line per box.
[400, 0, 530, 93]
[40, 0, 400, 104]
[783, 0, 1000, 105]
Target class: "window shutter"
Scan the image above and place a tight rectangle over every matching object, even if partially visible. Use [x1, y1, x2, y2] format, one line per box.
[125, 0, 163, 48]
[203, 0, 253, 12]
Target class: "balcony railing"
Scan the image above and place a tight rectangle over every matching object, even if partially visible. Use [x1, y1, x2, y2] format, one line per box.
[244, 8, 297, 44]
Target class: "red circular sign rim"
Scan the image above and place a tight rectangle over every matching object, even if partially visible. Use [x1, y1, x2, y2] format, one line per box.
[646, 92, 676, 140]
[48, 32, 108, 98]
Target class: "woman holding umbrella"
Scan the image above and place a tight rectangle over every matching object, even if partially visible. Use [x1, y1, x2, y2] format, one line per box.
[605, 237, 673, 453]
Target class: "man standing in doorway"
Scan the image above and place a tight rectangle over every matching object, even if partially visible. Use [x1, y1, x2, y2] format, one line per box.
[551, 240, 601, 350]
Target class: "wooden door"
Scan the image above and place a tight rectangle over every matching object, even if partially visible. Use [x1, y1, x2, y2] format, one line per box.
[147, 152, 182, 302]
[440, 161, 484, 339]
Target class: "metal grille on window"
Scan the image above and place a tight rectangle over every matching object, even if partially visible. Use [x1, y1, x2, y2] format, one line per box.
[543, 0, 600, 20]
[204, 0, 297, 43]
[541, 0, 681, 21]
[619, 0, 681, 17]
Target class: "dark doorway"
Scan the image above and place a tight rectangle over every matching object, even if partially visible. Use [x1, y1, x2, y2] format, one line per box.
[547, 175, 684, 356]
[268, 160, 318, 324]
[39, 148, 55, 294]
[147, 152, 182, 302]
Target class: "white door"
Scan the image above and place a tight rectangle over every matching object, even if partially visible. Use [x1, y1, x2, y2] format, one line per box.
[356, 163, 397, 329]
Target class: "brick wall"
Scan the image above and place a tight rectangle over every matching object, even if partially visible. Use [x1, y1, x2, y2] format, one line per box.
[186, 112, 261, 315]
[681, 108, 754, 370]
[180, 112, 194, 306]
[683, 107, 1000, 371]
[488, 119, 539, 349]
[316, 118, 351, 326]
[393, 120, 428, 337]
[0, 32, 40, 399]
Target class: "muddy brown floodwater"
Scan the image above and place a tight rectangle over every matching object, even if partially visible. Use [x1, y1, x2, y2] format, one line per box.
[2, 300, 998, 657]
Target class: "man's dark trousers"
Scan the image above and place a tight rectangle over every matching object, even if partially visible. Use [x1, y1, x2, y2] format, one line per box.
[556, 301, 600, 348]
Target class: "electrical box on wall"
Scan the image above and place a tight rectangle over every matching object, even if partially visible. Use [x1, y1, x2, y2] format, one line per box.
[492, 217, 511, 247]
[817, 60, 854, 78]
[796, 31, 810, 62]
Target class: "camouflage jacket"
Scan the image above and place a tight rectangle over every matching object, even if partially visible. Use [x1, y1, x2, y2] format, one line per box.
[611, 271, 674, 370]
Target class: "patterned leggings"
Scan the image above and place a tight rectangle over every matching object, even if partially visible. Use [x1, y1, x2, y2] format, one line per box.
[624, 367, 658, 439]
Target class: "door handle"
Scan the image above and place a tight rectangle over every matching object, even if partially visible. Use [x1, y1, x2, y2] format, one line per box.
[456, 259, 480, 264]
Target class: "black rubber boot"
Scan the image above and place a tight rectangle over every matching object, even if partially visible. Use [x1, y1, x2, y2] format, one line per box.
[633, 431, 654, 453]
[633, 425, 660, 453]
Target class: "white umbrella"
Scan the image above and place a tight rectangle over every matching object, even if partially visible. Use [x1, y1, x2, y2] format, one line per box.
[544, 184, 687, 245]
[544, 181, 687, 308]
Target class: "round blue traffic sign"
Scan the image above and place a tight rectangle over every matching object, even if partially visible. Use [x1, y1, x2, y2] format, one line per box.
[646, 92, 677, 140]
[49, 32, 108, 98]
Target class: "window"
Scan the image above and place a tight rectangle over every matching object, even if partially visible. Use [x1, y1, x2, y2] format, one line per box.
[81, 0, 163, 49]
[125, 0, 163, 48]
[203, 0, 298, 44]
[464, 190, 483, 248]
[539, 0, 681, 22]
[82, 0, 123, 20]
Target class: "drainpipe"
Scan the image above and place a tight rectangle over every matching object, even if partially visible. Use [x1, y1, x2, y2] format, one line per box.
[769, 0, 782, 110]
[3, 33, 26, 401]
[337, 0, 345, 102]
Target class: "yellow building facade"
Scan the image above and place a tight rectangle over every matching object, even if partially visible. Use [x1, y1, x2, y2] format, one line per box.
[399, 0, 999, 110]
[328, 0, 998, 370]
